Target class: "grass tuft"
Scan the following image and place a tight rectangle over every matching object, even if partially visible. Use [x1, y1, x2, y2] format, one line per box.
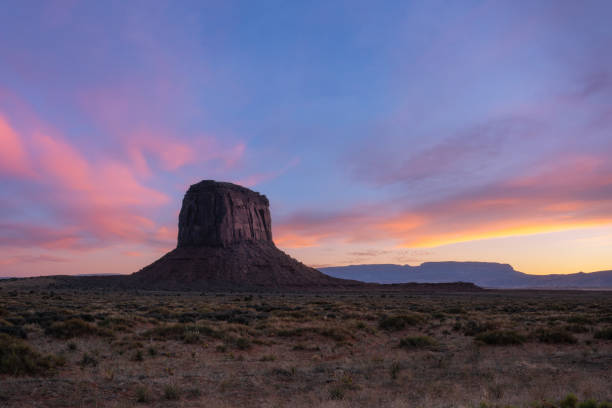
[475, 330, 525, 345]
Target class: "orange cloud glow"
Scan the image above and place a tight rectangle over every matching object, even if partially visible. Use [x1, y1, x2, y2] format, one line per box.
[275, 154, 612, 252]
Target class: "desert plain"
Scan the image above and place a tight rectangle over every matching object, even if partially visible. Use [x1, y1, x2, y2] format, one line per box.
[1, 281, 611, 408]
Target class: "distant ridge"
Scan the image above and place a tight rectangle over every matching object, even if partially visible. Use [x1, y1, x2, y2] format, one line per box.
[320, 262, 612, 289]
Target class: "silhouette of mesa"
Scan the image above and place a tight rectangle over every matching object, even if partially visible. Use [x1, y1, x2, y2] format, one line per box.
[53, 180, 481, 292]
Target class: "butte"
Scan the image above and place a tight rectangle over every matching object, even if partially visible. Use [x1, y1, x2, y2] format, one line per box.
[130, 180, 358, 290]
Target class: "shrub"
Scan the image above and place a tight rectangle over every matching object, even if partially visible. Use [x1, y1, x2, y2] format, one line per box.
[79, 353, 98, 368]
[329, 386, 344, 400]
[462, 320, 498, 336]
[536, 329, 577, 344]
[565, 324, 589, 334]
[475, 330, 525, 345]
[560, 394, 578, 408]
[132, 350, 144, 362]
[567, 315, 593, 324]
[292, 343, 320, 351]
[594, 328, 612, 340]
[0, 325, 27, 339]
[578, 400, 598, 408]
[135, 386, 151, 403]
[318, 328, 347, 341]
[399, 335, 437, 349]
[379, 314, 423, 331]
[390, 361, 401, 379]
[235, 337, 251, 350]
[182, 328, 201, 344]
[45, 318, 110, 339]
[0, 334, 63, 376]
[164, 384, 180, 400]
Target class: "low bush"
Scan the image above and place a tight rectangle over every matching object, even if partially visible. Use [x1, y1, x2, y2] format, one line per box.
[329, 386, 344, 400]
[379, 314, 423, 331]
[566, 315, 593, 324]
[560, 393, 578, 408]
[318, 328, 347, 341]
[536, 328, 577, 344]
[45, 318, 111, 339]
[329, 374, 358, 400]
[135, 386, 151, 403]
[132, 350, 144, 362]
[475, 330, 525, 345]
[390, 361, 401, 379]
[0, 325, 27, 339]
[234, 337, 251, 350]
[164, 384, 180, 400]
[594, 327, 612, 340]
[565, 324, 589, 334]
[79, 353, 98, 367]
[462, 320, 498, 336]
[399, 335, 437, 349]
[0, 334, 63, 376]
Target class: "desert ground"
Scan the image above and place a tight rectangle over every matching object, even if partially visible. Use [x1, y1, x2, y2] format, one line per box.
[1, 282, 611, 408]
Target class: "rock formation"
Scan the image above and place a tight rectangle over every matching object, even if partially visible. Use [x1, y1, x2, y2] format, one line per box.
[131, 180, 357, 290]
[177, 181, 272, 247]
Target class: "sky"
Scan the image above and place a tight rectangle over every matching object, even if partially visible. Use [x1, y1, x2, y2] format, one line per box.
[1, 0, 612, 277]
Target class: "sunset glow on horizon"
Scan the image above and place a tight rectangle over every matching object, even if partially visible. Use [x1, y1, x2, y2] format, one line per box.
[1, 1, 612, 277]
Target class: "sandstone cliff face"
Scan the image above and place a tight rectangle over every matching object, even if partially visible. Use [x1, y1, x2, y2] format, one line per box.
[177, 180, 272, 247]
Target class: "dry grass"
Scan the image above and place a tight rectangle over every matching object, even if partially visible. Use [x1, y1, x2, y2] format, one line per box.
[0, 284, 611, 407]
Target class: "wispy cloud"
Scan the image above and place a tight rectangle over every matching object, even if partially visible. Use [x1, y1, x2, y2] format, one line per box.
[276, 149, 612, 250]
[0, 115, 36, 178]
[0, 254, 68, 267]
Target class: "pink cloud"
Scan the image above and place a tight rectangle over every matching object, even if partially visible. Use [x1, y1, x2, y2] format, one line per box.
[0, 114, 35, 178]
[0, 254, 68, 267]
[0, 223, 81, 249]
[125, 130, 246, 176]
[0, 110, 174, 251]
[33, 132, 91, 190]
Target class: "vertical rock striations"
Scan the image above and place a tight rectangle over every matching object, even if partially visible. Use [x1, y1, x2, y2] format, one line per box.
[132, 180, 356, 290]
[177, 180, 272, 247]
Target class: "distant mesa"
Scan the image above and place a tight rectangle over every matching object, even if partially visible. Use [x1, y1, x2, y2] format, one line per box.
[130, 180, 360, 290]
[321, 262, 612, 289]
